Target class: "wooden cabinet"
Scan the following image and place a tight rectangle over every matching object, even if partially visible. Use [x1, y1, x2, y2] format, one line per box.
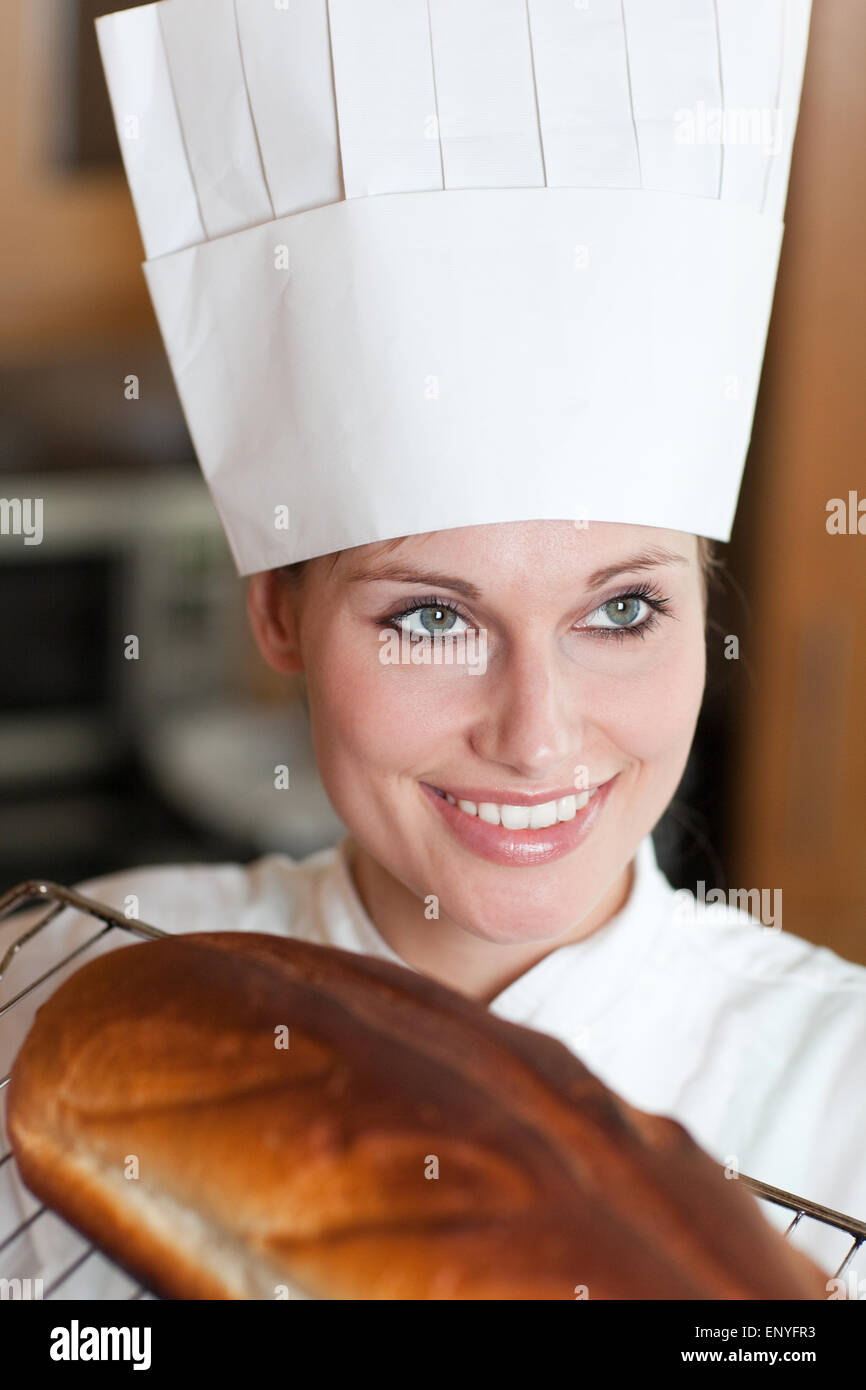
[728, 0, 866, 962]
[0, 1, 153, 363]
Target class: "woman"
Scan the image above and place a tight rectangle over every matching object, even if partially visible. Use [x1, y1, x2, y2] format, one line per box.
[8, 513, 862, 1294]
[242, 519, 864, 1269]
[5, 0, 863, 1296]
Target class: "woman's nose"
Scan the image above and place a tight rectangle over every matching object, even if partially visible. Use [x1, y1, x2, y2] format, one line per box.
[466, 641, 584, 779]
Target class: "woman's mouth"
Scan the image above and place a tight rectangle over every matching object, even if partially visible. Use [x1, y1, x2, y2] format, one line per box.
[419, 777, 617, 867]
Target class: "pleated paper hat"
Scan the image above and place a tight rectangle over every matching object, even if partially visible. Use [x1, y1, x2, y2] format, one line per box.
[97, 0, 812, 575]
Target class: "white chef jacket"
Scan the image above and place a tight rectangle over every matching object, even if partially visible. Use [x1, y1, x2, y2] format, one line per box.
[2, 832, 864, 1298]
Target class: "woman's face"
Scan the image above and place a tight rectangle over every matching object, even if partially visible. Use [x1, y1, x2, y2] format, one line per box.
[251, 520, 707, 946]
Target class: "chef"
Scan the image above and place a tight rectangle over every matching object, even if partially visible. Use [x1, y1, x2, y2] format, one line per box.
[3, 0, 864, 1298]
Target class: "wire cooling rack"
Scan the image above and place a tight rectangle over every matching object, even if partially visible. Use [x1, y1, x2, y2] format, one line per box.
[0, 880, 169, 1299]
[1, 879, 864, 1301]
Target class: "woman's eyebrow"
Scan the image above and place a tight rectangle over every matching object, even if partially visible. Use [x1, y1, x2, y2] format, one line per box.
[344, 564, 484, 602]
[582, 547, 691, 592]
[343, 547, 689, 603]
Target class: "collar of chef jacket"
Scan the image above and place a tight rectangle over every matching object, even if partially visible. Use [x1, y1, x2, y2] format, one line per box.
[328, 831, 668, 1031]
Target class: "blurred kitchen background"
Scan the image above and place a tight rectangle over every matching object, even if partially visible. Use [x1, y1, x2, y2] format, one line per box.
[0, 1, 863, 962]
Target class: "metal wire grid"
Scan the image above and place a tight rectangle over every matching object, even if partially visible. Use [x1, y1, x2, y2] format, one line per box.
[0, 880, 171, 1299]
[1, 879, 864, 1300]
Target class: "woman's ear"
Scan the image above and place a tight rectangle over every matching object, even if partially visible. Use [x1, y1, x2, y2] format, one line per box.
[246, 571, 304, 676]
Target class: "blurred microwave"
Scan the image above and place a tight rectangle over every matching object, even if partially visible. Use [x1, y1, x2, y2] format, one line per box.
[0, 470, 246, 788]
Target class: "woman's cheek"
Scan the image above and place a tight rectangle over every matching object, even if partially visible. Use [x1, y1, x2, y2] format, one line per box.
[581, 618, 706, 771]
[307, 626, 456, 780]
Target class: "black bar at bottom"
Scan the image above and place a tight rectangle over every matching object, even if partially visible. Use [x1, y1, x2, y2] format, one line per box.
[6, 1297, 862, 1375]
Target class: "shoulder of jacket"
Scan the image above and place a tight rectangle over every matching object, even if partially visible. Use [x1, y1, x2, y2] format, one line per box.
[661, 888, 866, 999]
[71, 853, 300, 935]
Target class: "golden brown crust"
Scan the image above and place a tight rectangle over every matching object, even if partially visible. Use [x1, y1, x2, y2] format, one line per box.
[7, 932, 829, 1300]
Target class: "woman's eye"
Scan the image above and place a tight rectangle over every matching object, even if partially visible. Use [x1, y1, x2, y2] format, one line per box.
[384, 589, 668, 642]
[391, 603, 469, 638]
[582, 596, 650, 630]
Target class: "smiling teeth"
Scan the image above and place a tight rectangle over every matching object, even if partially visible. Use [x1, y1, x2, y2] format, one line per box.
[443, 789, 594, 827]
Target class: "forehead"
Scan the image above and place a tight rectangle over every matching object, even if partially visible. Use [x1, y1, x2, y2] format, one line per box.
[336, 520, 697, 579]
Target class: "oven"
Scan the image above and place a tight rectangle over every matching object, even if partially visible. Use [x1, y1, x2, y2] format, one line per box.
[0, 470, 244, 792]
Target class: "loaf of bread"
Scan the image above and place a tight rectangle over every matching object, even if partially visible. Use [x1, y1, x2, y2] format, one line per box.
[8, 931, 827, 1299]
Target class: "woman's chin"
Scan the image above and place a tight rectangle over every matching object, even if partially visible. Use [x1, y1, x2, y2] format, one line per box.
[448, 906, 593, 949]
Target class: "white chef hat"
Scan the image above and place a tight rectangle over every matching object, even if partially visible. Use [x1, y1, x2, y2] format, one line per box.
[96, 0, 812, 576]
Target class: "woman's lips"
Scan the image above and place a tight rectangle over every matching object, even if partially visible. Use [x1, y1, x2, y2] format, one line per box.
[419, 775, 617, 867]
